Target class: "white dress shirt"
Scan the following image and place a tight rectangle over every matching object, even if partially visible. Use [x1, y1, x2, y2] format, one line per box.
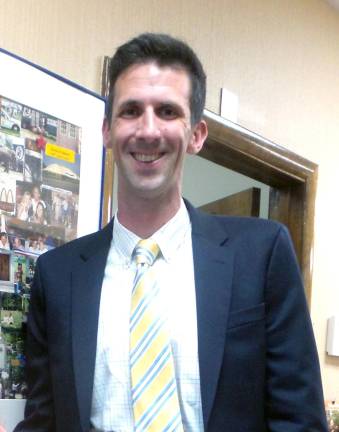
[90, 201, 204, 431]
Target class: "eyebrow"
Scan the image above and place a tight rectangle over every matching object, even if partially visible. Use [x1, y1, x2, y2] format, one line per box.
[118, 99, 184, 108]
[118, 99, 140, 107]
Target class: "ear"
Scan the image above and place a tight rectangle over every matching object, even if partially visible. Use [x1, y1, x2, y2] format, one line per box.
[187, 120, 208, 155]
[102, 117, 112, 149]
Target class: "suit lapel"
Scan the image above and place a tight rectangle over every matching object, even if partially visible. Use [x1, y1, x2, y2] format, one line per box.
[70, 205, 233, 430]
[188, 203, 233, 429]
[71, 221, 113, 431]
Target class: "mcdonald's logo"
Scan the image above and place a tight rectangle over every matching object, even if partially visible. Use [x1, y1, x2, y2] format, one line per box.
[0, 186, 15, 213]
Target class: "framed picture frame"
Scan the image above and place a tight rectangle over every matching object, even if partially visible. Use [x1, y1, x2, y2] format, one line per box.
[100, 55, 114, 225]
[0, 47, 106, 428]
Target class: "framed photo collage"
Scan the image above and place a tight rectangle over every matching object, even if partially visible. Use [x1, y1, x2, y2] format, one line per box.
[0, 48, 105, 404]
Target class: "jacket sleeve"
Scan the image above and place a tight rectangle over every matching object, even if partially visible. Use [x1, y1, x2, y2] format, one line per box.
[265, 226, 328, 431]
[14, 259, 56, 432]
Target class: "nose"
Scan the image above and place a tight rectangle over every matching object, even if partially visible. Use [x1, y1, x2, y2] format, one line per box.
[135, 109, 161, 142]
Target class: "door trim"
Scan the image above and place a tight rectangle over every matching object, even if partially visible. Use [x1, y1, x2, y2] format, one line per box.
[201, 110, 317, 304]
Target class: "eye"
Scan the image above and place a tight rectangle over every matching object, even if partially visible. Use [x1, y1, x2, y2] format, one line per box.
[119, 105, 141, 119]
[157, 105, 179, 119]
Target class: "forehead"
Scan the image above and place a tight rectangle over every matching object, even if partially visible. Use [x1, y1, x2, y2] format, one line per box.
[113, 62, 191, 104]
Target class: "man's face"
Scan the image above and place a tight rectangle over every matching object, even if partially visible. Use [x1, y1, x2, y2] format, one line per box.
[103, 62, 207, 204]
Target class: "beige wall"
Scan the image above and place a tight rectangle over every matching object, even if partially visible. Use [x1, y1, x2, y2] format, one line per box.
[1, 0, 338, 400]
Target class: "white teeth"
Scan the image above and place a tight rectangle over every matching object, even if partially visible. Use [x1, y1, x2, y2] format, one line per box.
[133, 153, 161, 162]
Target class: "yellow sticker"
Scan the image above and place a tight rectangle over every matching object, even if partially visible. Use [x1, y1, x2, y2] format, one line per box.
[45, 143, 75, 163]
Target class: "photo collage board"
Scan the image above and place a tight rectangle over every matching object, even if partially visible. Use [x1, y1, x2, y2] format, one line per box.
[0, 95, 82, 399]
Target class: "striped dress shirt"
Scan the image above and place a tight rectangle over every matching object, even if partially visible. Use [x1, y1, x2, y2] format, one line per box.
[90, 201, 204, 432]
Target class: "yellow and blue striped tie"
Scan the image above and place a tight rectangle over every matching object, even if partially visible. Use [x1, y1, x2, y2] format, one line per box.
[130, 239, 184, 432]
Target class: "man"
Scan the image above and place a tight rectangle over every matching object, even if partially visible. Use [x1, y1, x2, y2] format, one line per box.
[12, 236, 25, 251]
[0, 232, 10, 250]
[15, 33, 327, 431]
[28, 185, 44, 220]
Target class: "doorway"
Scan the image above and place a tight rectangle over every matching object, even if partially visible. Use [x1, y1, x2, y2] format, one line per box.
[195, 110, 317, 304]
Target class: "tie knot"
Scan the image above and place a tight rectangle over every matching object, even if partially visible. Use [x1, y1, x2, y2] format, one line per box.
[133, 239, 160, 267]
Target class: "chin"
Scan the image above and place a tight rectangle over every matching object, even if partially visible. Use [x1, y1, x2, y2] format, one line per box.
[130, 176, 166, 193]
[133, 182, 174, 201]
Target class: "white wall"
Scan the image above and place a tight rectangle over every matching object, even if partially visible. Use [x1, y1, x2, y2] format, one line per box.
[183, 155, 270, 218]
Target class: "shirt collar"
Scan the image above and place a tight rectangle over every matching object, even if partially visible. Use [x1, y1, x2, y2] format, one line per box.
[113, 216, 139, 261]
[113, 199, 191, 263]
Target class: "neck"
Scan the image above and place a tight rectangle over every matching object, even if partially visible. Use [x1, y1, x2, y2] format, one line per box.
[117, 192, 182, 238]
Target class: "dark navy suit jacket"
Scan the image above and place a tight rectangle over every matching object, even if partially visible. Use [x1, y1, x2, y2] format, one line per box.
[15, 203, 328, 431]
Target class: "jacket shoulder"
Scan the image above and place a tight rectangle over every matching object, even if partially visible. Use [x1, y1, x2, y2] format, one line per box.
[216, 214, 284, 233]
[185, 199, 286, 240]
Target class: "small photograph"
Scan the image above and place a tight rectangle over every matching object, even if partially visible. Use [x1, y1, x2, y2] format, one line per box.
[0, 177, 16, 216]
[56, 120, 81, 153]
[42, 186, 78, 231]
[33, 234, 49, 255]
[31, 200, 48, 226]
[24, 138, 42, 183]
[0, 97, 22, 136]
[11, 254, 27, 285]
[25, 236, 40, 254]
[16, 181, 47, 224]
[0, 253, 10, 281]
[0, 131, 25, 181]
[0, 214, 7, 231]
[21, 293, 30, 314]
[0, 232, 10, 251]
[6, 215, 65, 252]
[0, 310, 23, 330]
[15, 181, 33, 223]
[25, 137, 41, 153]
[25, 233, 56, 255]
[2, 328, 27, 398]
[28, 182, 45, 219]
[9, 235, 25, 252]
[25, 257, 36, 286]
[42, 149, 80, 194]
[0, 130, 15, 174]
[21, 105, 57, 143]
[0, 292, 22, 311]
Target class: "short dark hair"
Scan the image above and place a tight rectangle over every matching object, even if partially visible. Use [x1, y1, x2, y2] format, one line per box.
[105, 33, 206, 125]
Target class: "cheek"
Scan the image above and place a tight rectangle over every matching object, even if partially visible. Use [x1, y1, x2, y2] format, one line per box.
[112, 124, 135, 149]
[162, 126, 188, 149]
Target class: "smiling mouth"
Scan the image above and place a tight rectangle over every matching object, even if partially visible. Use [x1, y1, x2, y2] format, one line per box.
[132, 153, 164, 163]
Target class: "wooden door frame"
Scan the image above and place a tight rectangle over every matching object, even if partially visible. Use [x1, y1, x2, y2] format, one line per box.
[201, 110, 317, 305]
